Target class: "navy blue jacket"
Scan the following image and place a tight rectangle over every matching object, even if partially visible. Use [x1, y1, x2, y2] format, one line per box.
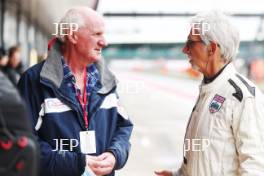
[17, 39, 133, 176]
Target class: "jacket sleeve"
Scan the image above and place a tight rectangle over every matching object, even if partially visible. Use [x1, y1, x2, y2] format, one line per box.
[17, 71, 86, 176]
[232, 94, 264, 175]
[106, 92, 133, 170]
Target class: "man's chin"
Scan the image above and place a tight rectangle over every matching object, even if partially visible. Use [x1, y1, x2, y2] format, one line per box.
[87, 55, 102, 63]
[190, 63, 201, 72]
[94, 55, 102, 62]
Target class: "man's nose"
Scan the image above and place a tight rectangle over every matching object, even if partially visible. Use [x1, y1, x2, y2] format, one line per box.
[182, 44, 189, 54]
[98, 36, 108, 48]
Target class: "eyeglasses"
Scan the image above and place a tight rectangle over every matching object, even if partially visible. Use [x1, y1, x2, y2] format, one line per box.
[184, 39, 221, 49]
[185, 39, 205, 49]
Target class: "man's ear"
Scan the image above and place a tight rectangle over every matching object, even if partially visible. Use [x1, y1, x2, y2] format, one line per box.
[208, 42, 217, 55]
[66, 32, 78, 44]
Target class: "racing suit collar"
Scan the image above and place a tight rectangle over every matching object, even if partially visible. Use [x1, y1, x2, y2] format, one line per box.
[203, 63, 229, 84]
[199, 62, 236, 93]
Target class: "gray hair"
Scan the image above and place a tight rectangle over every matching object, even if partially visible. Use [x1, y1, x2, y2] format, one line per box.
[190, 11, 240, 61]
[57, 8, 87, 42]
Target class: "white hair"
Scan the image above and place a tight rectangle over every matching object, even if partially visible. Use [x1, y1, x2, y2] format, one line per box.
[190, 11, 240, 61]
[57, 8, 87, 42]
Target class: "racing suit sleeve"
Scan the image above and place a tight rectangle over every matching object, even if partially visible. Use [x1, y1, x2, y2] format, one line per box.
[172, 162, 187, 176]
[232, 95, 264, 175]
[17, 72, 86, 176]
[172, 169, 182, 176]
[106, 92, 133, 170]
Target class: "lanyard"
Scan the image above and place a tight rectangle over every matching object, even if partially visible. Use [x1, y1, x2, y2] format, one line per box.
[76, 69, 88, 130]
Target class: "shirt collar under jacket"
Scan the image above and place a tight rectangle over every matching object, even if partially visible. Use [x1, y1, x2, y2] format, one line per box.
[61, 57, 101, 96]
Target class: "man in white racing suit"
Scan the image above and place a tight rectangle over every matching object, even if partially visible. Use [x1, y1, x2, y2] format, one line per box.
[155, 11, 264, 176]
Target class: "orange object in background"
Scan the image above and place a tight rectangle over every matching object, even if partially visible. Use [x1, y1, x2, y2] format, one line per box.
[250, 59, 264, 82]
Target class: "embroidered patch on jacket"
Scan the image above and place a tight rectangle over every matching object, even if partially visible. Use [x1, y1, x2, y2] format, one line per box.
[44, 98, 71, 113]
[209, 94, 225, 113]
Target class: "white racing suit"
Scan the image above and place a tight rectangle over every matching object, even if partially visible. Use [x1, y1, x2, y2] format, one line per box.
[174, 63, 264, 176]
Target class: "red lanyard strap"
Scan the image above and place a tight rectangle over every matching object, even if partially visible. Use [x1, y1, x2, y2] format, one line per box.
[76, 69, 88, 130]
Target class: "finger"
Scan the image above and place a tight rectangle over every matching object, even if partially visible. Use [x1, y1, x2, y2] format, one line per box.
[99, 152, 116, 164]
[96, 159, 112, 168]
[154, 170, 172, 176]
[87, 159, 102, 168]
[93, 166, 113, 175]
[154, 171, 163, 175]
[88, 158, 113, 169]
[97, 152, 109, 160]
[87, 155, 102, 161]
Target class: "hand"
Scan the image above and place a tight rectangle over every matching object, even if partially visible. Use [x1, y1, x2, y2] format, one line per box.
[154, 170, 173, 176]
[86, 152, 116, 176]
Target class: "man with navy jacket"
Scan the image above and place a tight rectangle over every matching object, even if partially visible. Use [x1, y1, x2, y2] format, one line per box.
[18, 7, 133, 176]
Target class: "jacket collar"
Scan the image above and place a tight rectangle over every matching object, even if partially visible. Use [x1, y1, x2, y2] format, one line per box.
[40, 38, 117, 94]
